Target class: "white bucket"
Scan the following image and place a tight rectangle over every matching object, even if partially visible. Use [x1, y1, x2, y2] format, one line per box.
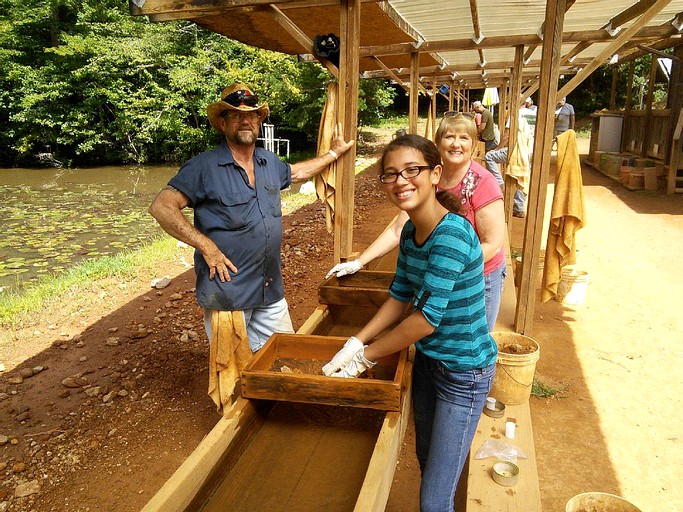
[556, 269, 590, 305]
[566, 492, 641, 512]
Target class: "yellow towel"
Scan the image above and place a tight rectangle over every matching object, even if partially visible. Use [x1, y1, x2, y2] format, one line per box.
[315, 82, 338, 233]
[506, 118, 532, 195]
[208, 310, 252, 415]
[542, 130, 586, 302]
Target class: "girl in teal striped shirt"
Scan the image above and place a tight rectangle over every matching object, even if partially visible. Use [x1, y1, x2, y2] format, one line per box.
[324, 134, 497, 511]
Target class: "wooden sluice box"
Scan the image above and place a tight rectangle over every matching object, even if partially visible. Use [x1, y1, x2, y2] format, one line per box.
[241, 333, 407, 411]
[142, 272, 413, 512]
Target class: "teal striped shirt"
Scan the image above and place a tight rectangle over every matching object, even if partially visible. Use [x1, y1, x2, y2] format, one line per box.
[389, 213, 497, 370]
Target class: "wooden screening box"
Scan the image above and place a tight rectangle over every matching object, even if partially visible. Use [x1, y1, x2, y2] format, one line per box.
[241, 333, 408, 411]
[318, 270, 394, 308]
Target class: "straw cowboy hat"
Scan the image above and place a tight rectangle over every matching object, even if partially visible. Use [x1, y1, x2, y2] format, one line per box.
[206, 83, 269, 132]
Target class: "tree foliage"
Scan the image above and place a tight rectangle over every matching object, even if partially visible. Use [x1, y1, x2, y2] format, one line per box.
[0, 0, 395, 167]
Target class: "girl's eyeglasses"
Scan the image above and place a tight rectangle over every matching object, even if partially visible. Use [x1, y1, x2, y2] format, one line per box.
[379, 165, 432, 184]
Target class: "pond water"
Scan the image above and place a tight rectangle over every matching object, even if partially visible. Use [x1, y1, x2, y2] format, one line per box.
[0, 164, 179, 292]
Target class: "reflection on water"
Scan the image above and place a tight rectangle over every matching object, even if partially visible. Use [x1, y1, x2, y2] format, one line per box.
[0, 165, 179, 292]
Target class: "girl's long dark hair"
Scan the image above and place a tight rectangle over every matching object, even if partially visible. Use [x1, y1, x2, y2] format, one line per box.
[380, 134, 464, 216]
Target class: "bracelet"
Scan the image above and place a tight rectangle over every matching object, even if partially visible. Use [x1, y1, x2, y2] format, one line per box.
[328, 149, 339, 160]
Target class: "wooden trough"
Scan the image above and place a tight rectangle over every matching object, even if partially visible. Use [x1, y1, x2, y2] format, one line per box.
[142, 274, 412, 512]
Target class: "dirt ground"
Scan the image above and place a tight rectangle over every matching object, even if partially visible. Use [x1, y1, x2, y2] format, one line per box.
[0, 135, 681, 512]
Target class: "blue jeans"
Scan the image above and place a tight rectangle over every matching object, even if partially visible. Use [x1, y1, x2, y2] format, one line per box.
[484, 262, 507, 331]
[203, 298, 294, 352]
[484, 147, 527, 214]
[413, 351, 496, 512]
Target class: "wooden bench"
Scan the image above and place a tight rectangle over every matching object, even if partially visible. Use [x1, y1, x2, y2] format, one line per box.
[462, 231, 542, 511]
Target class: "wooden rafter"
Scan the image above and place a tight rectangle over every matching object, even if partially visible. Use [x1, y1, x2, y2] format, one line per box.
[373, 57, 409, 92]
[266, 5, 339, 78]
[376, 0, 447, 69]
[130, 0, 375, 17]
[523, 0, 576, 63]
[558, 0, 674, 100]
[361, 57, 592, 82]
[360, 25, 678, 58]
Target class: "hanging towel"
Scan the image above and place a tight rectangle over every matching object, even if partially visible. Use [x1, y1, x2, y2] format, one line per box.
[315, 82, 338, 233]
[208, 310, 252, 415]
[506, 117, 532, 195]
[542, 129, 586, 302]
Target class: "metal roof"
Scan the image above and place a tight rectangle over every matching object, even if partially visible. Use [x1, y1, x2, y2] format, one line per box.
[130, 0, 683, 89]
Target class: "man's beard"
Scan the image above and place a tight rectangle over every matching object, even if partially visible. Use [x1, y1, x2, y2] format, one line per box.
[233, 129, 257, 145]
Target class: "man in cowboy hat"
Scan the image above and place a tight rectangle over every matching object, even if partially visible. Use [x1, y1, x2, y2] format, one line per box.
[149, 82, 354, 352]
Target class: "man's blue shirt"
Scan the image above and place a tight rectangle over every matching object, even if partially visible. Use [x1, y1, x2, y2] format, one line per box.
[168, 140, 291, 310]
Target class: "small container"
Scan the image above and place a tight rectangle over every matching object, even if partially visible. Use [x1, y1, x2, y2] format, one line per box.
[482, 399, 505, 418]
[492, 460, 520, 487]
[505, 421, 516, 439]
[486, 397, 497, 410]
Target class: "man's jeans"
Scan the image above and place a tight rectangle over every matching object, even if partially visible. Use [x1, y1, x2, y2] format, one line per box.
[484, 263, 506, 332]
[413, 351, 496, 512]
[484, 147, 527, 214]
[203, 298, 294, 352]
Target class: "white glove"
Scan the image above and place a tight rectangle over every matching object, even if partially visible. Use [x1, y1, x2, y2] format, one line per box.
[322, 336, 364, 376]
[325, 259, 363, 279]
[330, 346, 377, 379]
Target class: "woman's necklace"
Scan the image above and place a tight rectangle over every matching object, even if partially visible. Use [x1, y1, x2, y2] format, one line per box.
[440, 160, 471, 190]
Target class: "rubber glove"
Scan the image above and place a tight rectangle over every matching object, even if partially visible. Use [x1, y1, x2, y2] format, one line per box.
[322, 336, 364, 376]
[325, 259, 363, 279]
[330, 346, 377, 379]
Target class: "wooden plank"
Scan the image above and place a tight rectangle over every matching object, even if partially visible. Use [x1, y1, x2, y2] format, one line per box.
[319, 270, 394, 307]
[296, 304, 330, 335]
[141, 398, 269, 512]
[354, 347, 413, 512]
[465, 403, 541, 511]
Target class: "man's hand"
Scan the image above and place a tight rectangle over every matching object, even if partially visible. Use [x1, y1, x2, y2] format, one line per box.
[325, 259, 363, 279]
[330, 346, 377, 379]
[329, 122, 355, 159]
[202, 243, 238, 282]
[322, 336, 364, 376]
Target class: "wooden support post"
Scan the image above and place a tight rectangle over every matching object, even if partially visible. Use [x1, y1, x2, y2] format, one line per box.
[504, 47, 524, 224]
[457, 84, 461, 112]
[498, 81, 508, 134]
[625, 61, 635, 112]
[431, 73, 437, 140]
[668, 108, 683, 194]
[449, 81, 454, 111]
[334, 0, 360, 262]
[664, 45, 683, 165]
[610, 67, 618, 110]
[514, 0, 566, 334]
[642, 54, 658, 157]
[409, 52, 420, 134]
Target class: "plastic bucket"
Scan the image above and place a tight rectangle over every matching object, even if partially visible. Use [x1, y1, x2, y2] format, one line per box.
[489, 332, 540, 405]
[556, 269, 590, 305]
[566, 492, 642, 512]
[513, 250, 545, 289]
